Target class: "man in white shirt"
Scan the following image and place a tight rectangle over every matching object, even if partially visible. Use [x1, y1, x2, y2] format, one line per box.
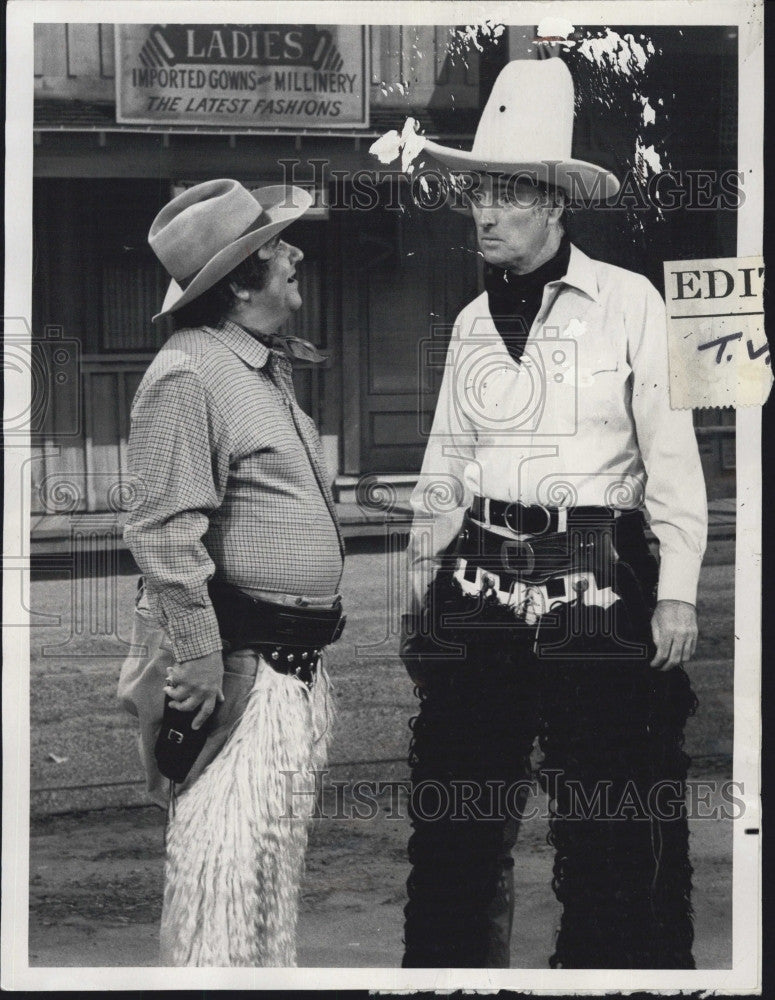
[399, 59, 707, 969]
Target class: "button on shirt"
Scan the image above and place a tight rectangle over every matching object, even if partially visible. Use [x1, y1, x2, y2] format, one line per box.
[408, 244, 708, 613]
[125, 320, 344, 662]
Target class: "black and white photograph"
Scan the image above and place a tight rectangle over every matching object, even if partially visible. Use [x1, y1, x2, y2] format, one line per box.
[2, 0, 764, 991]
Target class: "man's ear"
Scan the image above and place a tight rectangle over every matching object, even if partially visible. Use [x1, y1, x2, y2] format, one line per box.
[257, 241, 277, 261]
[229, 281, 250, 301]
[546, 200, 566, 228]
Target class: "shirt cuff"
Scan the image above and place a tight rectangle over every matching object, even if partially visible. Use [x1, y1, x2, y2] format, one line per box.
[656, 552, 703, 606]
[163, 606, 223, 662]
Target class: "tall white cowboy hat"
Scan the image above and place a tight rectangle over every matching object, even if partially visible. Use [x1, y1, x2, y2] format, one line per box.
[149, 178, 312, 321]
[423, 58, 619, 202]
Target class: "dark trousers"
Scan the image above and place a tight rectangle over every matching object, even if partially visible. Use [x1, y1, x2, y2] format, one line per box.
[402, 533, 698, 969]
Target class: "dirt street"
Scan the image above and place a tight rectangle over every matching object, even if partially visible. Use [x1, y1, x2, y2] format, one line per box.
[26, 545, 736, 969]
[29, 768, 733, 969]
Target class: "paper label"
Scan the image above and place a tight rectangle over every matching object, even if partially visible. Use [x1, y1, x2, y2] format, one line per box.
[664, 256, 771, 408]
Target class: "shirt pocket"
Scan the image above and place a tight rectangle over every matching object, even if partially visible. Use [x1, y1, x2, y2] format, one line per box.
[573, 347, 620, 387]
[588, 346, 620, 375]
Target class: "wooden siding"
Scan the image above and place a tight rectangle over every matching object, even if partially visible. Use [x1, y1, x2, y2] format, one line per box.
[101, 262, 169, 350]
[34, 24, 115, 101]
[369, 25, 479, 106]
[35, 24, 480, 109]
[31, 359, 150, 516]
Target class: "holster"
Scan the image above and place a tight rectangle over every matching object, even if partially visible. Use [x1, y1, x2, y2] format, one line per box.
[457, 514, 618, 588]
[421, 510, 658, 655]
[207, 579, 346, 653]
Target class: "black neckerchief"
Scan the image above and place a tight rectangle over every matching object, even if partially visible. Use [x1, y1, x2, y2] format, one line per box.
[484, 234, 572, 364]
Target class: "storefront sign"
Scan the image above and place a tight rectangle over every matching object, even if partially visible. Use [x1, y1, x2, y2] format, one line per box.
[115, 24, 368, 128]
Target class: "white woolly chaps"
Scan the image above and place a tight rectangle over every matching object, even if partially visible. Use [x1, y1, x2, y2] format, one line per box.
[159, 657, 332, 966]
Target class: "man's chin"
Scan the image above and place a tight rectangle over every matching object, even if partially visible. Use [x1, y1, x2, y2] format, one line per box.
[478, 247, 510, 268]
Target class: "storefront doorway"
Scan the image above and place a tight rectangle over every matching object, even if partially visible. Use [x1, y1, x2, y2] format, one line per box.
[336, 181, 479, 474]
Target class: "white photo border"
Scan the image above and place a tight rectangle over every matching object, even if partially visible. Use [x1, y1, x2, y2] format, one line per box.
[3, 0, 763, 992]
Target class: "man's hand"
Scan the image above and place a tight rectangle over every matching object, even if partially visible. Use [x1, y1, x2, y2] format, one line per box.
[163, 650, 225, 729]
[650, 599, 698, 671]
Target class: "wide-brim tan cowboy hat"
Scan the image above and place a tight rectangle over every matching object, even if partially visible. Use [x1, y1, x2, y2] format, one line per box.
[423, 58, 620, 202]
[149, 179, 313, 321]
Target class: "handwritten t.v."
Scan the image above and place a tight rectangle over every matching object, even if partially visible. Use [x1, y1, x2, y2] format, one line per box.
[664, 256, 771, 409]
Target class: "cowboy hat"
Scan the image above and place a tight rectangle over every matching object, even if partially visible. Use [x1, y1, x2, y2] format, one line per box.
[149, 179, 313, 321]
[423, 58, 619, 202]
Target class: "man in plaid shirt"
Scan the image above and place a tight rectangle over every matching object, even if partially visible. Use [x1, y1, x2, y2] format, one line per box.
[120, 179, 343, 966]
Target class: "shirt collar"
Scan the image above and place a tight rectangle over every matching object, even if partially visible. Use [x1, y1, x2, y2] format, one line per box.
[206, 319, 272, 370]
[547, 243, 599, 302]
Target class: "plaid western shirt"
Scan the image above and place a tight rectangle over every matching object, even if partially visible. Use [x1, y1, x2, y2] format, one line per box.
[124, 319, 344, 662]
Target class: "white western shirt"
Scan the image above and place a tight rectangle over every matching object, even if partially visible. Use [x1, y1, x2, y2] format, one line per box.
[407, 244, 707, 614]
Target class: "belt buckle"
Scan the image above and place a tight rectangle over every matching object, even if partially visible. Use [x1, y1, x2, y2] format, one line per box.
[504, 503, 551, 536]
[500, 538, 536, 576]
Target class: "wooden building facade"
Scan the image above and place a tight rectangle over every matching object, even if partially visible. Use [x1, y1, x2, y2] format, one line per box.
[31, 23, 737, 528]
